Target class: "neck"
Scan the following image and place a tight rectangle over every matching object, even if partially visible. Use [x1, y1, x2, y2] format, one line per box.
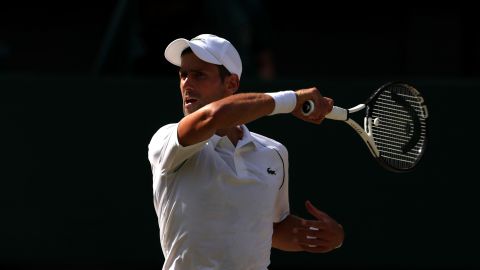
[216, 126, 243, 146]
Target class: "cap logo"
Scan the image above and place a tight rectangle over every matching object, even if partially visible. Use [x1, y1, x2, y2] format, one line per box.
[191, 37, 205, 42]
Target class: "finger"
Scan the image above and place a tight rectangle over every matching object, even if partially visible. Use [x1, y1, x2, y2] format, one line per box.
[293, 227, 328, 239]
[294, 234, 331, 247]
[306, 117, 325, 125]
[294, 230, 336, 248]
[320, 97, 334, 112]
[302, 236, 330, 246]
[328, 98, 335, 113]
[311, 115, 326, 123]
[298, 243, 333, 253]
[305, 200, 329, 221]
[324, 97, 334, 113]
[309, 87, 322, 99]
[300, 219, 327, 230]
[297, 237, 330, 247]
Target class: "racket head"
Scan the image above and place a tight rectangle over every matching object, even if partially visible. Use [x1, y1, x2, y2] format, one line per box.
[365, 82, 429, 172]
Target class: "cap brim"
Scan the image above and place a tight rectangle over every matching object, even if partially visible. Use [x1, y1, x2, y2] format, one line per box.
[164, 38, 222, 67]
[164, 38, 190, 66]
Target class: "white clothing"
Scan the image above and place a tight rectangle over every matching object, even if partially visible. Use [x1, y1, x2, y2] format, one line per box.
[148, 123, 290, 270]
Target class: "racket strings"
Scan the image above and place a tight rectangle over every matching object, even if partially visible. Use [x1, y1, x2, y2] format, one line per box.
[370, 85, 427, 169]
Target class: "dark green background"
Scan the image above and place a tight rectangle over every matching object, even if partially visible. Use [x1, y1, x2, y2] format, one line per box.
[2, 76, 478, 269]
[1, 1, 480, 269]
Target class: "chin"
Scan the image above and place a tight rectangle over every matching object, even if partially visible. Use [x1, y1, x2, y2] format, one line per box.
[183, 107, 197, 116]
[184, 103, 203, 115]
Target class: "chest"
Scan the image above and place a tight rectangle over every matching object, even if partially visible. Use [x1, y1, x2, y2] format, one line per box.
[172, 145, 285, 213]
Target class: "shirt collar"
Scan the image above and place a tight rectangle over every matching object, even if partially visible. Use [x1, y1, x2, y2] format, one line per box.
[209, 125, 256, 150]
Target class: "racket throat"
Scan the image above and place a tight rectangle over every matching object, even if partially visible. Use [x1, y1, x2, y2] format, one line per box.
[345, 118, 380, 158]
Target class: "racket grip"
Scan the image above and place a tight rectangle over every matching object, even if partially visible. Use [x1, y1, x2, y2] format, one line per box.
[302, 100, 348, 121]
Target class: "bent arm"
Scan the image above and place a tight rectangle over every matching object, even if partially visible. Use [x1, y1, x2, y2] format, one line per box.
[178, 88, 333, 146]
[273, 208, 344, 253]
[178, 93, 275, 146]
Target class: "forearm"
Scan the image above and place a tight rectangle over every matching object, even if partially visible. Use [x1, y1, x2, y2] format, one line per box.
[178, 93, 276, 146]
[178, 87, 330, 146]
[208, 93, 275, 128]
[272, 214, 304, 251]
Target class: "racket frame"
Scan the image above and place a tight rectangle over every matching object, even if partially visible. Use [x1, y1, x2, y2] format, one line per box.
[302, 81, 428, 173]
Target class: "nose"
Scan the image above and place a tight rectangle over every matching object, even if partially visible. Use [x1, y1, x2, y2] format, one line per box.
[181, 74, 193, 89]
[181, 78, 195, 98]
[183, 75, 190, 86]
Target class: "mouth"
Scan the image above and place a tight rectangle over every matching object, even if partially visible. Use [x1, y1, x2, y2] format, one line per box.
[184, 97, 199, 112]
[184, 97, 198, 106]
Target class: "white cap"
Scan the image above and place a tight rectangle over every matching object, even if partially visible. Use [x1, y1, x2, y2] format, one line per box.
[164, 34, 242, 79]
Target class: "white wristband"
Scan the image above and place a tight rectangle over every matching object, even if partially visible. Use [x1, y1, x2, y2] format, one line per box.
[266, 91, 297, 115]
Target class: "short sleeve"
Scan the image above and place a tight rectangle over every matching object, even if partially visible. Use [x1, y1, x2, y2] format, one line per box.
[148, 123, 207, 174]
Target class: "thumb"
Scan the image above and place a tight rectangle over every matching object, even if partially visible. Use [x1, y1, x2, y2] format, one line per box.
[305, 200, 328, 221]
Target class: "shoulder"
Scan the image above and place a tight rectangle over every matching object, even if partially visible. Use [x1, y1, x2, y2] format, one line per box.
[251, 131, 288, 157]
[158, 123, 178, 133]
[149, 123, 178, 144]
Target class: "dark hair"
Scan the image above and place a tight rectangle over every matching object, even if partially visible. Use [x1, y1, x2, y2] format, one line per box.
[181, 48, 232, 82]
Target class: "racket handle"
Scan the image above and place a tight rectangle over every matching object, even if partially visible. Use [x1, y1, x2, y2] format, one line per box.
[302, 100, 348, 121]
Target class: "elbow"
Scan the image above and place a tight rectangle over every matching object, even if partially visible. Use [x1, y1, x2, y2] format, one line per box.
[197, 103, 220, 130]
[177, 103, 223, 146]
[201, 101, 231, 129]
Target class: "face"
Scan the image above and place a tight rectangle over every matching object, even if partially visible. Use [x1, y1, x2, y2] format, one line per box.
[179, 52, 237, 115]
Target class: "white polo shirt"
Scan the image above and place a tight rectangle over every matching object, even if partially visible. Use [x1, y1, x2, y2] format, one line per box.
[148, 123, 290, 270]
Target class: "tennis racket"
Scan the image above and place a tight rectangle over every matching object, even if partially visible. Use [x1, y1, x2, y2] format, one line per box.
[302, 82, 429, 173]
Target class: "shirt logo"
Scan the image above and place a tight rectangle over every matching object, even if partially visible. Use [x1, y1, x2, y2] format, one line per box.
[267, 168, 276, 175]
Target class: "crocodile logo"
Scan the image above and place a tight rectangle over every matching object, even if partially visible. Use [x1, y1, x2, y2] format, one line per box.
[267, 168, 276, 175]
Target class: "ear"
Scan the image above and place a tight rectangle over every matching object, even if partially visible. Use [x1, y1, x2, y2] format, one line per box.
[225, 74, 240, 94]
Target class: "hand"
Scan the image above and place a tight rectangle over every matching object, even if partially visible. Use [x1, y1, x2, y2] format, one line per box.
[293, 200, 344, 253]
[292, 87, 333, 124]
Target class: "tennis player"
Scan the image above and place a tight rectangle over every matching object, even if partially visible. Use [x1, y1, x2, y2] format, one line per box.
[148, 34, 344, 270]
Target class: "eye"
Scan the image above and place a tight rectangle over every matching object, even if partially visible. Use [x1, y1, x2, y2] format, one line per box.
[179, 71, 187, 79]
[193, 72, 206, 79]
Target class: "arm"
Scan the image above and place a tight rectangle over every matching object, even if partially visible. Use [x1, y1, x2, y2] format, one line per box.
[178, 93, 274, 146]
[272, 214, 304, 251]
[178, 88, 333, 146]
[272, 201, 344, 253]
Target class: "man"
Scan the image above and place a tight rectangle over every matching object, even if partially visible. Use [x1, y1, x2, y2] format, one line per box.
[148, 34, 344, 270]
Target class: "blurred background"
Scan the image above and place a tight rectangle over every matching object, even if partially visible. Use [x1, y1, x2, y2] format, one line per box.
[1, 1, 479, 269]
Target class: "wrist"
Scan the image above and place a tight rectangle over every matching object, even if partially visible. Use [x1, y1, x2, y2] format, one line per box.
[265, 90, 297, 115]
